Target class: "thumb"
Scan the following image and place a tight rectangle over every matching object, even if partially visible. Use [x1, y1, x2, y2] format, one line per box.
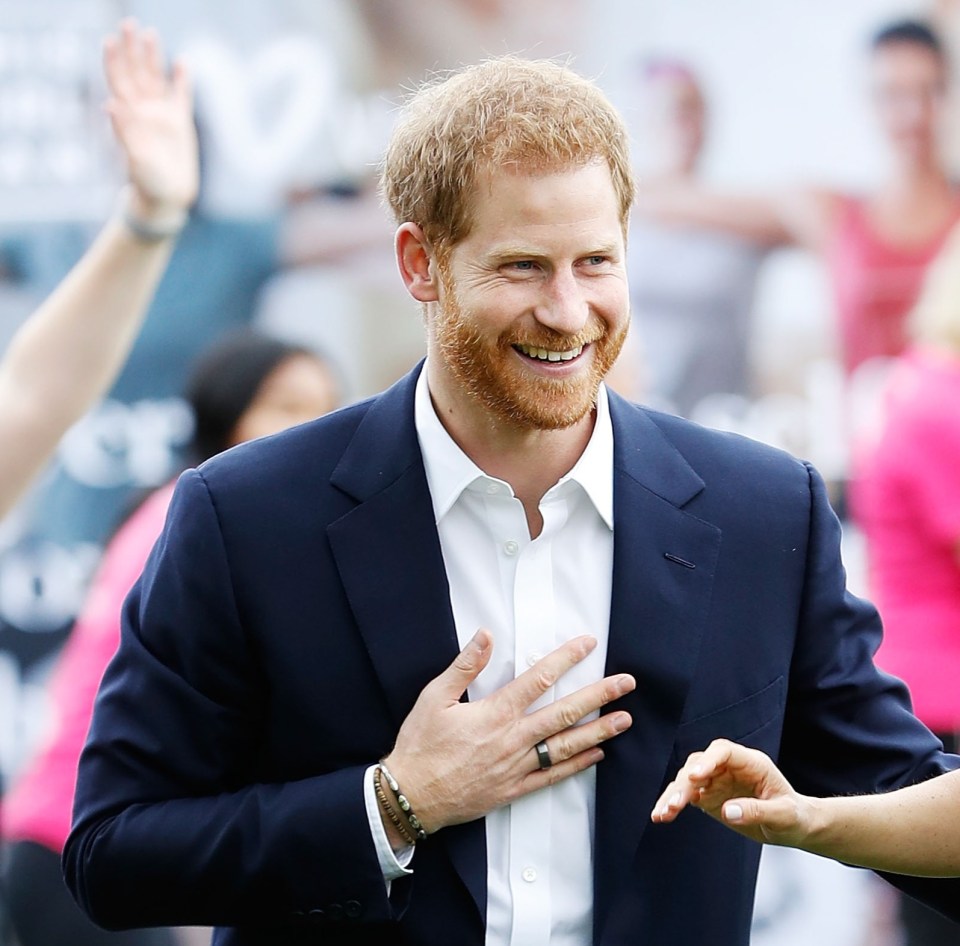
[432, 628, 492, 701]
[722, 796, 798, 837]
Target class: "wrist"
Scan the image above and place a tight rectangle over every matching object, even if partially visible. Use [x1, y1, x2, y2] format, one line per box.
[120, 185, 189, 242]
[378, 761, 429, 842]
[795, 793, 831, 853]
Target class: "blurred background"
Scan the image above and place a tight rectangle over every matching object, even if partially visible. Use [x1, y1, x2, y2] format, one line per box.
[2, 1, 960, 943]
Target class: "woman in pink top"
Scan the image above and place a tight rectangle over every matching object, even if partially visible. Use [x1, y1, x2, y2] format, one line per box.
[635, 19, 960, 378]
[850, 224, 960, 737]
[847, 223, 960, 944]
[0, 331, 341, 946]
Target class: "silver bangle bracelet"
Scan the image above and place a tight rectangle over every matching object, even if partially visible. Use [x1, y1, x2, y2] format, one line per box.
[120, 187, 188, 242]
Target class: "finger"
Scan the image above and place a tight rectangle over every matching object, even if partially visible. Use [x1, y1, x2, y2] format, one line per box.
[102, 35, 125, 99]
[426, 628, 493, 703]
[170, 60, 193, 109]
[526, 671, 635, 742]
[141, 27, 165, 94]
[521, 745, 606, 794]
[121, 19, 151, 93]
[534, 710, 632, 771]
[650, 750, 708, 822]
[499, 635, 597, 712]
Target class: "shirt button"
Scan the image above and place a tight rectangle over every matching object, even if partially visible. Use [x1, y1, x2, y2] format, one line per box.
[486, 482, 500, 494]
[525, 651, 542, 667]
[503, 540, 519, 556]
[522, 866, 538, 883]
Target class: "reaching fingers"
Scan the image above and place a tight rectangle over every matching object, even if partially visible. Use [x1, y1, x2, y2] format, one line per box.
[651, 750, 709, 823]
[650, 739, 747, 822]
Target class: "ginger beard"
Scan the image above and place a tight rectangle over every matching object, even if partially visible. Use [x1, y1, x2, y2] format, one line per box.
[433, 263, 628, 430]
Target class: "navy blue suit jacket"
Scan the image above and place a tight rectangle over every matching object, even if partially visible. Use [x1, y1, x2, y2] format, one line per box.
[65, 364, 960, 945]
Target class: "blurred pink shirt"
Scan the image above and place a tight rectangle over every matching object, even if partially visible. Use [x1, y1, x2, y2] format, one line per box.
[2, 482, 175, 853]
[851, 348, 960, 732]
[829, 197, 960, 376]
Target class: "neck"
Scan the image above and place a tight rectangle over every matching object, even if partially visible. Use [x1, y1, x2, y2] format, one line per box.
[887, 156, 949, 195]
[425, 361, 597, 538]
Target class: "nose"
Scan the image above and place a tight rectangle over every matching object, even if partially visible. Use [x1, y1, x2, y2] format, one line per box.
[534, 268, 590, 336]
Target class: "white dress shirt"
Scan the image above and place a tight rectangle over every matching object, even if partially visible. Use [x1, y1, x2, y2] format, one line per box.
[364, 366, 614, 945]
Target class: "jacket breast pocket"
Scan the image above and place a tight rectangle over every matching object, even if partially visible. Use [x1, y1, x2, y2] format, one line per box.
[672, 675, 785, 766]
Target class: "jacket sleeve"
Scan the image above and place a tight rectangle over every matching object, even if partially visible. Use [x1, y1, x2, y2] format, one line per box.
[782, 462, 960, 917]
[62, 468, 398, 932]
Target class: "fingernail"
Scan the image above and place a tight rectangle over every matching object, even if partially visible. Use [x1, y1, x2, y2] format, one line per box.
[617, 674, 636, 694]
[669, 792, 681, 808]
[660, 804, 671, 817]
[469, 629, 485, 652]
[612, 712, 631, 732]
[691, 764, 703, 776]
[725, 803, 743, 822]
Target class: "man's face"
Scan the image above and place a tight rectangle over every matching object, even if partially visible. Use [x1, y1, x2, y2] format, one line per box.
[429, 161, 630, 431]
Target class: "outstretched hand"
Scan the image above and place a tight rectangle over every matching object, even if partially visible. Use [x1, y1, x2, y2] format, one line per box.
[651, 738, 817, 848]
[103, 19, 199, 218]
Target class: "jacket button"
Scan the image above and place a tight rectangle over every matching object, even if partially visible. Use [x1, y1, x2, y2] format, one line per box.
[344, 900, 362, 919]
[308, 908, 326, 920]
[326, 903, 344, 920]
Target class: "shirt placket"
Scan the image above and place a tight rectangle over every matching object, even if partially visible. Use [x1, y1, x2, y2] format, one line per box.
[507, 497, 568, 946]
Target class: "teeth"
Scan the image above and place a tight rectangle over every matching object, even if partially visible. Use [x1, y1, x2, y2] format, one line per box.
[516, 343, 584, 362]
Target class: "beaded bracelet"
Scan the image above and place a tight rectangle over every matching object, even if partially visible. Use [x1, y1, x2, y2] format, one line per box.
[373, 765, 417, 846]
[379, 762, 429, 842]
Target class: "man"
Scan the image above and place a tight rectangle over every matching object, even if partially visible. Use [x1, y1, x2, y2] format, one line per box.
[65, 57, 960, 945]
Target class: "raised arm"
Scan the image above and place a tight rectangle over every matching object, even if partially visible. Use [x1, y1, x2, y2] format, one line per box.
[634, 177, 841, 252]
[0, 19, 197, 519]
[652, 738, 960, 878]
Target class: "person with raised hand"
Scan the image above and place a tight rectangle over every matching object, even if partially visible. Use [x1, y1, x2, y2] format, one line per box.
[0, 18, 197, 520]
[653, 738, 960, 877]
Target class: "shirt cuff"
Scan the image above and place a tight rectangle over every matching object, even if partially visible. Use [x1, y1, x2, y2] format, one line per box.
[363, 764, 415, 884]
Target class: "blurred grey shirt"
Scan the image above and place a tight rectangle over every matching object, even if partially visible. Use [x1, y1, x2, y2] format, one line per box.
[628, 221, 766, 416]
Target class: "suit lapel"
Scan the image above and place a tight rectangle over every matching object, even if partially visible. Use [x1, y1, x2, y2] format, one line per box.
[594, 397, 722, 938]
[326, 364, 486, 933]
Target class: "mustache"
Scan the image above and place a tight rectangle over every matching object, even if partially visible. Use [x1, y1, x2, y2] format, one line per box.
[502, 325, 606, 352]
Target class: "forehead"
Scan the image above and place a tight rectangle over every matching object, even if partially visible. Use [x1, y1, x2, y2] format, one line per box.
[871, 41, 945, 84]
[458, 162, 623, 253]
[648, 74, 704, 112]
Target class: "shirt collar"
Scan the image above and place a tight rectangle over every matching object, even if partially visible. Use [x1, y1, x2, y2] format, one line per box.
[414, 364, 614, 530]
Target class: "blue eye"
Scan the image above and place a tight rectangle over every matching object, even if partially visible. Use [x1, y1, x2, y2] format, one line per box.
[585, 255, 606, 266]
[512, 260, 535, 270]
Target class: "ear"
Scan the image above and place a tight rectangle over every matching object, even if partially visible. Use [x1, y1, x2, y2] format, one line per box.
[396, 223, 440, 302]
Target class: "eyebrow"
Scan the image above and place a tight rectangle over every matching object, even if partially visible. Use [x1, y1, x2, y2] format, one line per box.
[486, 241, 621, 262]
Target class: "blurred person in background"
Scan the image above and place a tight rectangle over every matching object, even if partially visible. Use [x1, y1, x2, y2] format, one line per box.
[635, 19, 960, 382]
[0, 18, 196, 522]
[0, 329, 341, 946]
[849, 222, 960, 944]
[618, 59, 766, 415]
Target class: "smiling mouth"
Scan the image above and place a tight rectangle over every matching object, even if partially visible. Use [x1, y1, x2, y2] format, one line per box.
[513, 342, 585, 363]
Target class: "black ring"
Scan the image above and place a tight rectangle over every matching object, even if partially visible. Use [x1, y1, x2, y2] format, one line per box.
[535, 740, 552, 769]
